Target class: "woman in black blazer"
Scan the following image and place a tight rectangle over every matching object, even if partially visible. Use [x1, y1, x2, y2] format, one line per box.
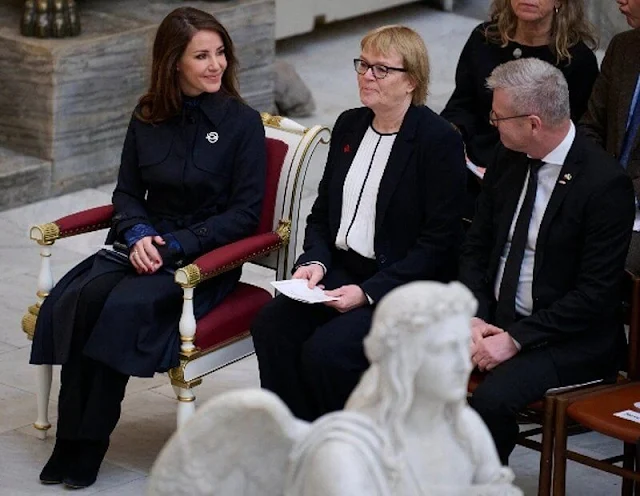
[251, 25, 467, 422]
[31, 7, 266, 488]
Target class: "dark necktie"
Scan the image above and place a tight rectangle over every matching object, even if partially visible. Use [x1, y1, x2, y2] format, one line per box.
[620, 91, 640, 168]
[494, 158, 544, 329]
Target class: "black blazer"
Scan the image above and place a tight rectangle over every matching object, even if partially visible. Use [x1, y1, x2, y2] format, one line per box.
[296, 105, 467, 302]
[460, 132, 635, 378]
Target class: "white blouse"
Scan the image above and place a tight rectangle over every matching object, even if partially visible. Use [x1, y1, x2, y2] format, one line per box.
[335, 126, 397, 259]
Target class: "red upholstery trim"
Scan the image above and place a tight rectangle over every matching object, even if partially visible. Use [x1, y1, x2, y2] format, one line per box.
[195, 283, 272, 350]
[55, 205, 114, 238]
[467, 371, 485, 394]
[256, 138, 289, 235]
[193, 231, 284, 281]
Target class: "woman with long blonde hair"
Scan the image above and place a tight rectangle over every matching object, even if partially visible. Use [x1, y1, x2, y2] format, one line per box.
[442, 0, 598, 177]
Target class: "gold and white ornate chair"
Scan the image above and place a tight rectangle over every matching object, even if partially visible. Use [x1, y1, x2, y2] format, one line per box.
[21, 113, 330, 438]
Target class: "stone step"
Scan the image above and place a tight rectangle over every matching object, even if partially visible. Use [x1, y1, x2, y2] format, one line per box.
[0, 147, 51, 210]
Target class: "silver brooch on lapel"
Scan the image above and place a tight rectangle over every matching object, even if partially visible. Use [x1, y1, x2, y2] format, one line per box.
[206, 132, 219, 144]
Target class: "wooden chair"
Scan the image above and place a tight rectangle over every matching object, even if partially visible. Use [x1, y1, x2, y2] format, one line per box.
[20, 113, 330, 438]
[552, 270, 640, 495]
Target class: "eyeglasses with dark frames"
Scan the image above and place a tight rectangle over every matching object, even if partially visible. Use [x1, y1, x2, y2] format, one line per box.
[353, 58, 407, 80]
[489, 110, 531, 125]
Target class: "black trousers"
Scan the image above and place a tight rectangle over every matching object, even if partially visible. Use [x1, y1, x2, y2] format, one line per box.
[468, 345, 615, 464]
[251, 250, 377, 421]
[56, 271, 130, 441]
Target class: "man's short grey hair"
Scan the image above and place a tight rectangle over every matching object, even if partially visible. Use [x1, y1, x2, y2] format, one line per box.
[486, 58, 570, 127]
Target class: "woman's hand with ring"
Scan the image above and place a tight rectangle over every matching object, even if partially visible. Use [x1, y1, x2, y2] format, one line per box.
[130, 236, 165, 274]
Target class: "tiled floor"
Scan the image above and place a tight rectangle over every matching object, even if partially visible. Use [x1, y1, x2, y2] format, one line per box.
[0, 2, 621, 495]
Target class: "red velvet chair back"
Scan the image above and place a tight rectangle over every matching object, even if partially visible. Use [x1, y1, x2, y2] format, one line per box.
[256, 138, 289, 235]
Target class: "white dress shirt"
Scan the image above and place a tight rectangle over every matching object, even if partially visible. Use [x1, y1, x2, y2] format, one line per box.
[335, 126, 396, 259]
[494, 122, 576, 316]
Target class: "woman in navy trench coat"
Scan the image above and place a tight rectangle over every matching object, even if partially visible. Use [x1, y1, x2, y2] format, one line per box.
[30, 7, 266, 489]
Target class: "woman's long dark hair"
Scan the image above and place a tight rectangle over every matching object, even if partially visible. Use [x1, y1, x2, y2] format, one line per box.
[137, 7, 242, 124]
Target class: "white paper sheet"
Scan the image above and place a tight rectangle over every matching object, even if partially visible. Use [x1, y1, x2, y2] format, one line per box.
[614, 409, 640, 424]
[271, 279, 339, 304]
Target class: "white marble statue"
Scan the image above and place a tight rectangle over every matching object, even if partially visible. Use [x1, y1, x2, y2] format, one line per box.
[147, 282, 522, 496]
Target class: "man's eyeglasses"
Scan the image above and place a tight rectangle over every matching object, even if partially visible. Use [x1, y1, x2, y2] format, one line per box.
[353, 58, 407, 80]
[489, 110, 531, 125]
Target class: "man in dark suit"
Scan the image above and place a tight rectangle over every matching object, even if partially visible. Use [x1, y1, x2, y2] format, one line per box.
[580, 0, 640, 272]
[460, 57, 636, 464]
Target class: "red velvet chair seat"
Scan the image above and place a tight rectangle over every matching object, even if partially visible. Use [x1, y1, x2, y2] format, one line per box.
[194, 283, 272, 350]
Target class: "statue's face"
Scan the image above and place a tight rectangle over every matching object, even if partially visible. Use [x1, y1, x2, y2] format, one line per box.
[414, 314, 472, 402]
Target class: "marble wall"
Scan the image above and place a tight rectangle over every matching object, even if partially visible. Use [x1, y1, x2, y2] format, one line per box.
[0, 0, 275, 209]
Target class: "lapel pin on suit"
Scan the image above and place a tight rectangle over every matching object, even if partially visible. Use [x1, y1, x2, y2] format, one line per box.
[558, 173, 572, 185]
[343, 144, 351, 153]
[206, 131, 219, 144]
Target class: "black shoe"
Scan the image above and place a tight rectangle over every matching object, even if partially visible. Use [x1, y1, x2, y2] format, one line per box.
[62, 439, 109, 489]
[39, 439, 73, 484]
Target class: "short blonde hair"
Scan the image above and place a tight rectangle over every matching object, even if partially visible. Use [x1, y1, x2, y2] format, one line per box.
[360, 25, 429, 105]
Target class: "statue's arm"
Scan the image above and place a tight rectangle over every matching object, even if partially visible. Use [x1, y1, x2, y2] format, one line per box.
[287, 440, 385, 496]
[461, 409, 514, 484]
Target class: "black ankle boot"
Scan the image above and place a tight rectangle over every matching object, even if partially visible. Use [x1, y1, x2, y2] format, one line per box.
[63, 439, 109, 489]
[39, 438, 74, 484]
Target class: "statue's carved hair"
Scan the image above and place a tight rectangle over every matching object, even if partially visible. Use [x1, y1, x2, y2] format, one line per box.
[347, 282, 477, 453]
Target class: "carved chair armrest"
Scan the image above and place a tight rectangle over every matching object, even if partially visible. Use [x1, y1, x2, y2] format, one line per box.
[174, 226, 289, 288]
[29, 205, 114, 245]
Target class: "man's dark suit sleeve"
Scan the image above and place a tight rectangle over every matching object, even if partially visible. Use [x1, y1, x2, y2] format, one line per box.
[359, 125, 466, 301]
[458, 150, 503, 320]
[509, 174, 635, 349]
[579, 36, 618, 147]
